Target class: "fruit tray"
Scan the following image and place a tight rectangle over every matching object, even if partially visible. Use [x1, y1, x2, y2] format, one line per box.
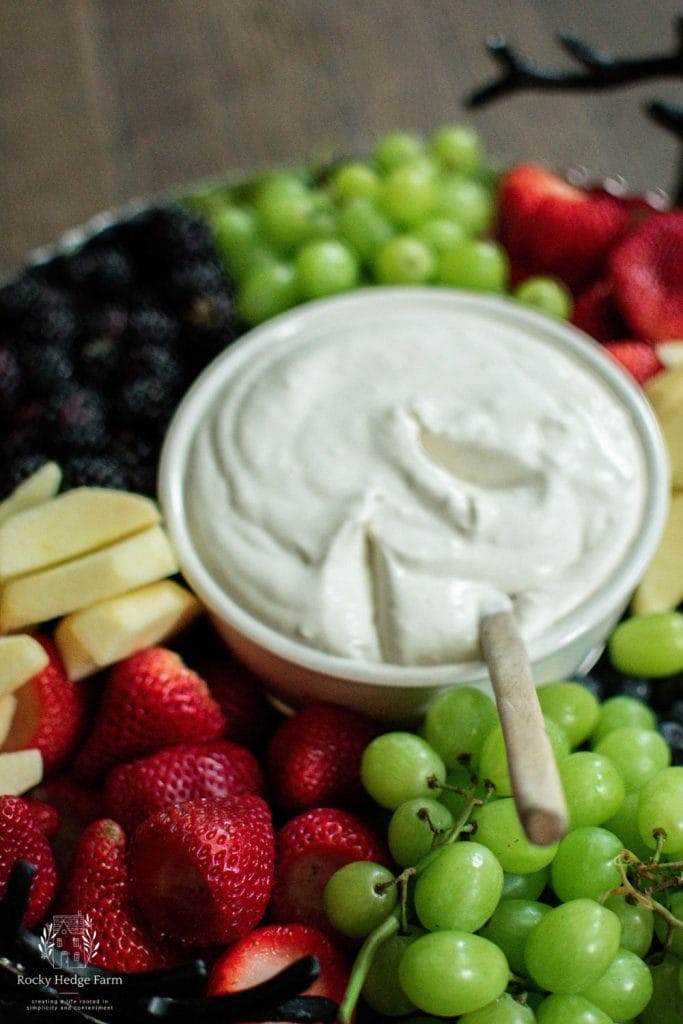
[1, 106, 682, 1024]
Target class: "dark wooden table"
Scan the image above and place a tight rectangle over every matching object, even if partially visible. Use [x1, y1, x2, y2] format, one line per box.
[1, 0, 681, 273]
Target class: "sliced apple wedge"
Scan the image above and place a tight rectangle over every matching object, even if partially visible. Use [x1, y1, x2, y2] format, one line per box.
[0, 486, 161, 581]
[0, 635, 49, 698]
[646, 364, 683, 423]
[0, 748, 43, 794]
[633, 492, 683, 614]
[55, 581, 201, 680]
[0, 525, 178, 633]
[0, 462, 62, 527]
[0, 695, 17, 747]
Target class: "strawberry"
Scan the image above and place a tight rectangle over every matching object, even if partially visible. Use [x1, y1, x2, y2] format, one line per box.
[271, 807, 388, 931]
[32, 776, 103, 874]
[609, 211, 683, 341]
[104, 739, 266, 833]
[498, 164, 629, 290]
[0, 795, 57, 927]
[267, 704, 378, 812]
[603, 340, 664, 386]
[3, 636, 88, 776]
[207, 923, 348, 1002]
[130, 795, 274, 947]
[571, 278, 628, 342]
[22, 797, 60, 839]
[198, 657, 281, 749]
[58, 818, 173, 972]
[73, 647, 225, 782]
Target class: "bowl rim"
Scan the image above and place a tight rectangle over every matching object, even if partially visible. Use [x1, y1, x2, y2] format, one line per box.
[159, 286, 670, 689]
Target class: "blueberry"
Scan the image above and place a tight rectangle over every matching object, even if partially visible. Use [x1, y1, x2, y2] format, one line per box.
[659, 721, 683, 765]
[617, 676, 653, 703]
[67, 246, 134, 298]
[669, 699, 683, 726]
[116, 376, 175, 433]
[20, 344, 75, 396]
[128, 343, 185, 390]
[62, 454, 128, 490]
[110, 430, 158, 494]
[78, 336, 121, 387]
[21, 293, 78, 348]
[0, 272, 45, 325]
[0, 346, 23, 417]
[83, 303, 129, 341]
[142, 206, 214, 264]
[127, 304, 179, 348]
[44, 387, 109, 454]
[166, 258, 225, 302]
[573, 673, 605, 702]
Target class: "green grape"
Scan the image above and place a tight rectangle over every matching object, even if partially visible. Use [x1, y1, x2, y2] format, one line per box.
[604, 792, 652, 860]
[639, 956, 683, 1024]
[525, 899, 621, 993]
[473, 798, 558, 874]
[638, 767, 683, 854]
[362, 925, 424, 1015]
[295, 239, 359, 299]
[680, 959, 683, 997]
[501, 866, 549, 901]
[479, 717, 568, 796]
[374, 236, 436, 284]
[213, 205, 259, 256]
[375, 131, 425, 170]
[184, 189, 228, 219]
[559, 752, 625, 828]
[595, 727, 670, 793]
[538, 681, 600, 747]
[581, 946, 653, 1020]
[654, 891, 683, 956]
[514, 277, 573, 320]
[330, 161, 380, 201]
[416, 217, 466, 255]
[609, 612, 683, 677]
[258, 190, 320, 250]
[437, 174, 494, 235]
[361, 732, 446, 809]
[459, 993, 535, 1024]
[237, 262, 298, 325]
[323, 861, 396, 939]
[227, 240, 276, 281]
[414, 841, 503, 933]
[592, 695, 656, 743]
[603, 895, 653, 958]
[479, 899, 551, 975]
[388, 797, 453, 867]
[437, 765, 490, 820]
[438, 240, 508, 293]
[536, 994, 613, 1024]
[550, 827, 623, 902]
[398, 931, 509, 1017]
[380, 162, 437, 227]
[339, 198, 394, 260]
[252, 172, 308, 207]
[430, 125, 483, 173]
[424, 686, 498, 769]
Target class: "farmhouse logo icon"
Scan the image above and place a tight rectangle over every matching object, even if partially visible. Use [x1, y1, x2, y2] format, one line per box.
[38, 913, 100, 968]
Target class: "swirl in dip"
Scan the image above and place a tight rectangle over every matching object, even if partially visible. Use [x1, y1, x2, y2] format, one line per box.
[184, 293, 646, 667]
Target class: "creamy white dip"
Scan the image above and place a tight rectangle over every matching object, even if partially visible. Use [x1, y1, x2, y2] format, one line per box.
[185, 294, 645, 666]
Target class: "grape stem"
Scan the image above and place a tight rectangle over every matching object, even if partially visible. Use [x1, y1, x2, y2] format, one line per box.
[612, 856, 683, 945]
[337, 911, 400, 1024]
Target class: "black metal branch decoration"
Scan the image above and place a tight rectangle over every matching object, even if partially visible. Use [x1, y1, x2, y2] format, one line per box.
[0, 861, 338, 1024]
[465, 17, 683, 204]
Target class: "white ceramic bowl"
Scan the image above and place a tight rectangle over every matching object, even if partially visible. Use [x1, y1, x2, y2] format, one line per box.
[159, 288, 669, 722]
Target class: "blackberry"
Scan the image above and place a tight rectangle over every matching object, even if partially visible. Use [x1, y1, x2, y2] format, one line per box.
[20, 343, 75, 396]
[0, 346, 23, 417]
[67, 246, 134, 298]
[128, 343, 186, 391]
[116, 375, 176, 433]
[62, 454, 128, 490]
[166, 258, 225, 303]
[21, 293, 78, 348]
[78, 336, 121, 387]
[2, 452, 51, 499]
[0, 272, 44, 325]
[127, 304, 179, 348]
[659, 721, 683, 765]
[44, 387, 109, 454]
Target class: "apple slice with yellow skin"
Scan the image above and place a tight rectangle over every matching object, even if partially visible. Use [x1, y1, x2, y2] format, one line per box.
[0, 486, 160, 581]
[0, 525, 178, 633]
[0, 749, 42, 795]
[646, 364, 683, 423]
[55, 581, 201, 680]
[0, 695, 17, 747]
[0, 462, 62, 527]
[0, 635, 49, 698]
[633, 492, 683, 614]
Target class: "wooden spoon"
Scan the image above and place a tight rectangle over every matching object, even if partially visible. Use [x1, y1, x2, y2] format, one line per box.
[479, 610, 568, 846]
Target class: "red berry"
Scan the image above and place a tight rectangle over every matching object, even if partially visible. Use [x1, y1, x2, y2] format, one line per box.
[59, 819, 174, 972]
[571, 278, 628, 342]
[207, 923, 348, 1003]
[0, 796, 57, 928]
[32, 776, 103, 875]
[3, 636, 89, 775]
[271, 807, 388, 931]
[198, 657, 281, 749]
[104, 739, 266, 833]
[603, 340, 664, 386]
[610, 211, 683, 341]
[130, 795, 274, 947]
[73, 647, 225, 782]
[268, 703, 378, 812]
[22, 797, 60, 839]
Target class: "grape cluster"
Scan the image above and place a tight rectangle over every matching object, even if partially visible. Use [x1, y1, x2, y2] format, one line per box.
[0, 205, 236, 498]
[187, 126, 572, 327]
[324, 681, 683, 1023]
